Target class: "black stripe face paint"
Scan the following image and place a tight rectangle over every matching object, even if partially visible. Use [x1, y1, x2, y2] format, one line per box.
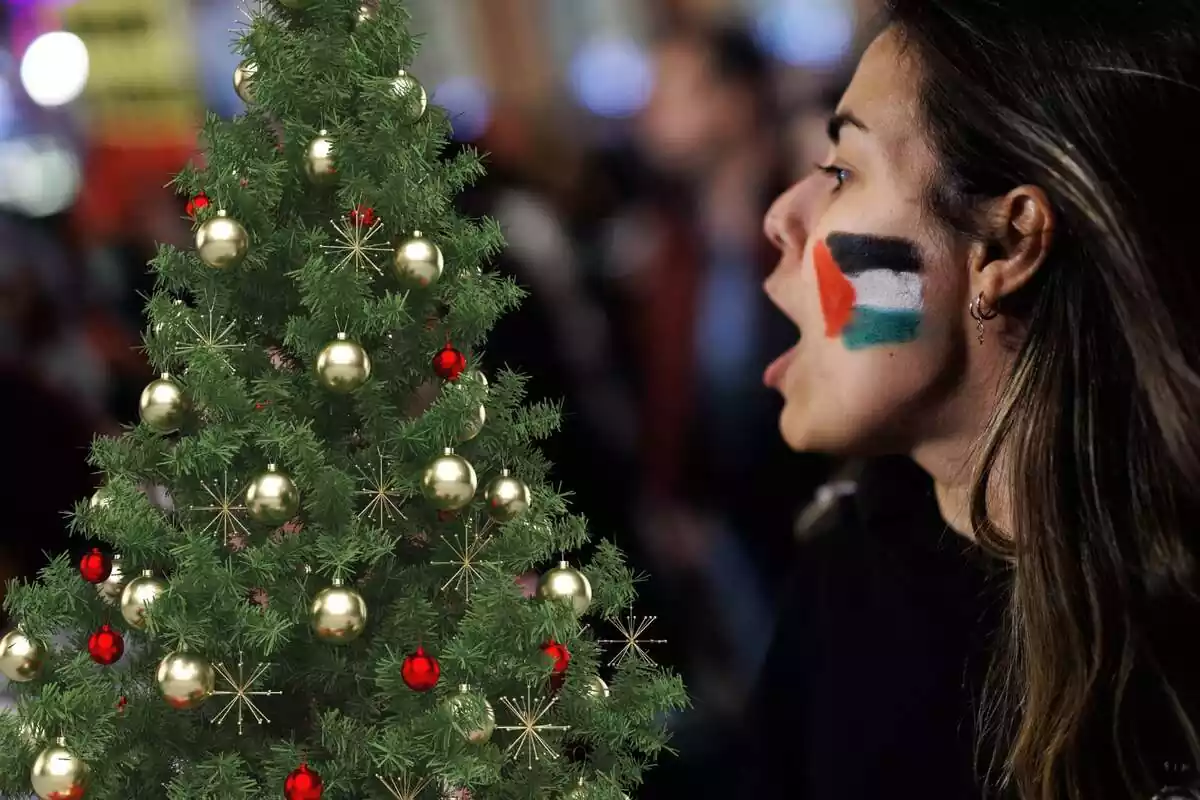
[825, 232, 925, 276]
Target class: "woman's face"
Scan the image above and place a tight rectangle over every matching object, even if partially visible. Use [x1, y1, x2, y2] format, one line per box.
[763, 28, 975, 455]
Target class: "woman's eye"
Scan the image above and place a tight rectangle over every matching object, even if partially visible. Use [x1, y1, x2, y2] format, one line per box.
[816, 163, 850, 192]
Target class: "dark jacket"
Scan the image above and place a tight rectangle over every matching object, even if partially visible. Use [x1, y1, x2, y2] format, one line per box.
[739, 457, 1008, 798]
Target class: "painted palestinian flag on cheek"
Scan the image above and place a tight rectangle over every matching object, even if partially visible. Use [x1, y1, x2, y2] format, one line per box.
[813, 232, 924, 350]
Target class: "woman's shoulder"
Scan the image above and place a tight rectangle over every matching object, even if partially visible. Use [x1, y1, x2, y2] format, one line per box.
[790, 456, 983, 568]
[744, 457, 1006, 797]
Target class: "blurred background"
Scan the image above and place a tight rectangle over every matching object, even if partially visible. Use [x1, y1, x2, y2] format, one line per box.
[0, 0, 875, 792]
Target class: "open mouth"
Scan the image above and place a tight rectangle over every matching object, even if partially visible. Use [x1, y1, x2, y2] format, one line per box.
[763, 341, 799, 389]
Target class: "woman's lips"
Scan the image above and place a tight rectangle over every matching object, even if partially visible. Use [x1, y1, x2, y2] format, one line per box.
[763, 342, 798, 389]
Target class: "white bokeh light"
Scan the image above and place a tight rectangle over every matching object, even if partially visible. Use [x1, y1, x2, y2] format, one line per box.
[0, 137, 83, 217]
[20, 31, 90, 107]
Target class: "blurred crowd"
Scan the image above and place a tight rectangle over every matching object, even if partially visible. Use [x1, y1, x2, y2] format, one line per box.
[0, 0, 861, 792]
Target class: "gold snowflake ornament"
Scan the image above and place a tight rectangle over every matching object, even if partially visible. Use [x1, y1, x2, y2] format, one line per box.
[431, 517, 499, 600]
[322, 214, 391, 275]
[210, 652, 281, 735]
[191, 471, 251, 546]
[598, 608, 667, 668]
[231, 0, 277, 33]
[495, 687, 571, 769]
[377, 773, 431, 800]
[174, 304, 244, 365]
[355, 450, 407, 529]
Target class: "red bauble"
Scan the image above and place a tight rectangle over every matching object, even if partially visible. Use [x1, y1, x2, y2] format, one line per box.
[79, 548, 112, 583]
[432, 345, 467, 381]
[349, 205, 376, 227]
[185, 192, 210, 218]
[116, 695, 128, 714]
[401, 646, 440, 692]
[284, 764, 323, 800]
[540, 639, 570, 674]
[88, 624, 124, 665]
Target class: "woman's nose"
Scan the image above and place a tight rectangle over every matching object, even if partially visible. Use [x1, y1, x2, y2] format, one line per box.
[763, 178, 814, 254]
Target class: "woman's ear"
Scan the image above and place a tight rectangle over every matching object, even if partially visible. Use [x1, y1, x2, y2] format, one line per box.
[972, 185, 1055, 302]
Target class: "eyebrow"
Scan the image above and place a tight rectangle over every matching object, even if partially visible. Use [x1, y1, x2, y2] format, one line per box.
[827, 111, 869, 144]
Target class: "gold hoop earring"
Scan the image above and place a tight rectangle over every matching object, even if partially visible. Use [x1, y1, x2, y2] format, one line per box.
[969, 292, 998, 344]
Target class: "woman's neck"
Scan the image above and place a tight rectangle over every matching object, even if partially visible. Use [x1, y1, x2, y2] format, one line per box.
[913, 331, 1020, 541]
[913, 432, 1014, 542]
[933, 477, 976, 540]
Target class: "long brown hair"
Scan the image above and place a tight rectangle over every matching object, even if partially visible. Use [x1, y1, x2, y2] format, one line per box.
[883, 1, 1200, 798]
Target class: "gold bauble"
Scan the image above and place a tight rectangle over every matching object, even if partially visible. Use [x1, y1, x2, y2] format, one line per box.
[309, 578, 368, 644]
[565, 779, 630, 800]
[316, 333, 371, 393]
[97, 552, 125, 605]
[89, 487, 111, 511]
[233, 59, 257, 103]
[195, 209, 250, 269]
[443, 684, 495, 744]
[390, 69, 428, 123]
[244, 463, 301, 525]
[0, 629, 45, 683]
[304, 130, 337, 184]
[459, 404, 486, 443]
[31, 738, 90, 800]
[119, 570, 166, 629]
[153, 298, 186, 335]
[355, 1, 377, 24]
[536, 561, 593, 616]
[586, 675, 611, 700]
[20, 718, 46, 747]
[156, 650, 215, 709]
[138, 373, 188, 433]
[392, 230, 444, 288]
[484, 469, 531, 522]
[420, 448, 477, 510]
[455, 371, 487, 442]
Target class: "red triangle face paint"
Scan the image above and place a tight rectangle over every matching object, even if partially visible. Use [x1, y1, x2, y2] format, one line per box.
[813, 239, 856, 337]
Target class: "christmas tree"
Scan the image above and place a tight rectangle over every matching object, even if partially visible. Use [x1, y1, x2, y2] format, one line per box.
[0, 1, 686, 797]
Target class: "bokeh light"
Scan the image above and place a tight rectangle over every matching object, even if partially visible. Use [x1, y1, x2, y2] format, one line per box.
[19, 31, 89, 107]
[755, 0, 854, 68]
[433, 75, 492, 142]
[0, 76, 15, 140]
[0, 136, 82, 217]
[568, 37, 653, 119]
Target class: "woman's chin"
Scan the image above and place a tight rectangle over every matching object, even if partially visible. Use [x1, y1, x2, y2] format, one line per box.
[779, 403, 821, 453]
[779, 403, 864, 457]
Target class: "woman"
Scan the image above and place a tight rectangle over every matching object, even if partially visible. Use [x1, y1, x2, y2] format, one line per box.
[752, 1, 1200, 798]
